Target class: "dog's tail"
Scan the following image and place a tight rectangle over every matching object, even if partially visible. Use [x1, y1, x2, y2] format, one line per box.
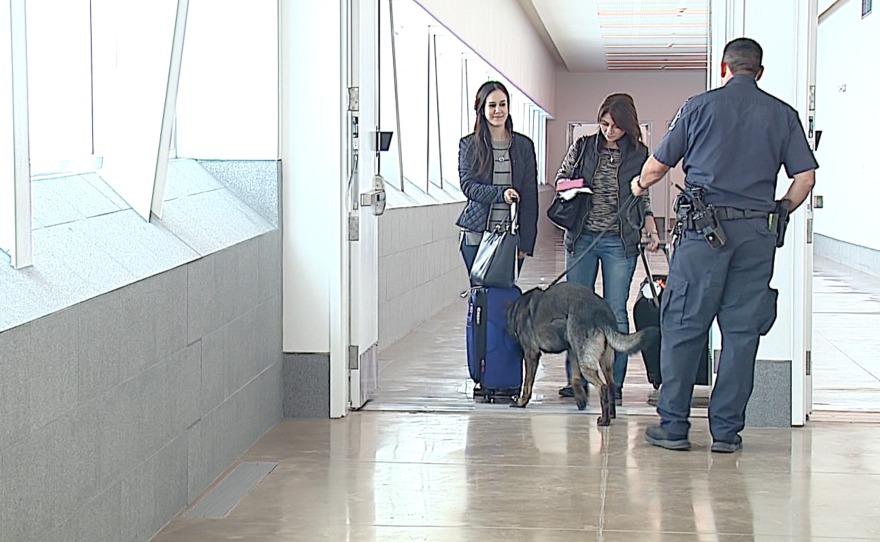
[604, 326, 660, 355]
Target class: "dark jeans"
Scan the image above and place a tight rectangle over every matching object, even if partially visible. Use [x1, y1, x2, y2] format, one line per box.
[657, 218, 777, 443]
[565, 232, 637, 389]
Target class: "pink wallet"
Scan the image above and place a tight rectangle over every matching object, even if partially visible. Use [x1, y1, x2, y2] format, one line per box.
[556, 178, 585, 191]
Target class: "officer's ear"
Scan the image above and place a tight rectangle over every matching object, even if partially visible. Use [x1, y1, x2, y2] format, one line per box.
[755, 66, 764, 81]
[720, 61, 729, 78]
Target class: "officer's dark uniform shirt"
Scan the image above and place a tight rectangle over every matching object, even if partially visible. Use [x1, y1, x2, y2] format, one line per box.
[653, 75, 818, 212]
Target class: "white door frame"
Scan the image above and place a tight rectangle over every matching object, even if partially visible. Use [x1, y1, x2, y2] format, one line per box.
[709, 0, 817, 426]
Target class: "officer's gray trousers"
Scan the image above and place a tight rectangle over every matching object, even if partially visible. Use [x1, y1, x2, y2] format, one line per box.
[658, 217, 778, 443]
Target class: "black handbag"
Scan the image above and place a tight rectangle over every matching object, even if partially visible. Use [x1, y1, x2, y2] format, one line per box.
[547, 138, 589, 231]
[547, 192, 586, 231]
[470, 203, 519, 289]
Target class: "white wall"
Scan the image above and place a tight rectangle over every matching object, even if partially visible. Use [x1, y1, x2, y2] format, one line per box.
[549, 70, 706, 225]
[414, 0, 557, 115]
[816, 0, 879, 250]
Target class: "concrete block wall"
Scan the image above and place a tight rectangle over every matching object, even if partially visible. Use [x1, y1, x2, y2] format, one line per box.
[0, 229, 283, 542]
[815, 234, 880, 278]
[378, 202, 469, 351]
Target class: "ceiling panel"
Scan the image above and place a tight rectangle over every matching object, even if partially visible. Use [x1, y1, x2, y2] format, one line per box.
[530, 0, 710, 72]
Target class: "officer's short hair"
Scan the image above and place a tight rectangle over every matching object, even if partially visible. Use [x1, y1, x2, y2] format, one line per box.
[722, 38, 763, 76]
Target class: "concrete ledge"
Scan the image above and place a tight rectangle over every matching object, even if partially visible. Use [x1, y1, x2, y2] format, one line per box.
[745, 359, 792, 428]
[814, 234, 880, 278]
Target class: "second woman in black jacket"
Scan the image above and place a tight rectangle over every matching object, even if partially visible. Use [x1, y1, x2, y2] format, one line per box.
[456, 81, 538, 276]
[555, 93, 659, 403]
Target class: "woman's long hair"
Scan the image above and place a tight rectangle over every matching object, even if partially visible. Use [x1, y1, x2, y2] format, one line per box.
[597, 93, 642, 145]
[472, 81, 513, 178]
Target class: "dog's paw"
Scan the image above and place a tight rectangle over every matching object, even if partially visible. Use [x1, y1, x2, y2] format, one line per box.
[510, 398, 529, 408]
[576, 397, 587, 410]
[596, 416, 611, 426]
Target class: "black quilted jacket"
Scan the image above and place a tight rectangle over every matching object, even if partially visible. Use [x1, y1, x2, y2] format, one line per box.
[455, 132, 539, 256]
[554, 133, 649, 258]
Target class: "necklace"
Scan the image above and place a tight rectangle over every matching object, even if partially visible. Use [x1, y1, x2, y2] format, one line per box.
[494, 140, 511, 162]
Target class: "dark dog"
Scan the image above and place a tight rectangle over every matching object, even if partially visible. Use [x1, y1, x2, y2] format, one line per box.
[506, 281, 660, 426]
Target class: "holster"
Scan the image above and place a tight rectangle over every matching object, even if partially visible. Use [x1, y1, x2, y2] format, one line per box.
[673, 188, 726, 249]
[770, 199, 792, 248]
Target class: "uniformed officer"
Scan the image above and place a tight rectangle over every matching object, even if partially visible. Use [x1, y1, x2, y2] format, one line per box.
[631, 38, 818, 453]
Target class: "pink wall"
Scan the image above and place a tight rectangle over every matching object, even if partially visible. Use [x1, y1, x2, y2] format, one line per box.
[415, 0, 557, 115]
[548, 70, 706, 226]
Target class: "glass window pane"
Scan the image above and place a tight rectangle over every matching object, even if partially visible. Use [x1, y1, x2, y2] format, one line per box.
[175, 0, 278, 159]
[25, 0, 93, 167]
[96, 0, 180, 219]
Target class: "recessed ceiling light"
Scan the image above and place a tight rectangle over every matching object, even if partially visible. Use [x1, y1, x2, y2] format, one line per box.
[606, 52, 708, 56]
[602, 34, 709, 39]
[607, 66, 707, 70]
[600, 24, 709, 28]
[597, 10, 709, 16]
[607, 59, 706, 63]
[603, 44, 708, 48]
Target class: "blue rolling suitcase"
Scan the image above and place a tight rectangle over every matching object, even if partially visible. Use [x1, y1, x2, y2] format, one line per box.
[466, 286, 523, 403]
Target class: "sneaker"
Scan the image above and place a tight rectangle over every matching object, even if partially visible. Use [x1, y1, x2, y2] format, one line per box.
[645, 425, 691, 451]
[711, 435, 743, 453]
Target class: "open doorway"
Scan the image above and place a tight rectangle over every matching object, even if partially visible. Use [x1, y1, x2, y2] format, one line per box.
[364, 0, 711, 415]
[809, 0, 880, 415]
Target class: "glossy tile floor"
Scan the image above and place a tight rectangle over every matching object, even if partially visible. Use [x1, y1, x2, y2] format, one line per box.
[812, 256, 880, 412]
[152, 227, 880, 541]
[366, 223, 706, 415]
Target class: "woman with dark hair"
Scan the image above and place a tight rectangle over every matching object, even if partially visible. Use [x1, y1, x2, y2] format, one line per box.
[555, 93, 659, 404]
[456, 81, 538, 277]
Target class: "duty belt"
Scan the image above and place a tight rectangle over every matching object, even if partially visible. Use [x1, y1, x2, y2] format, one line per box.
[680, 207, 768, 230]
[713, 207, 770, 221]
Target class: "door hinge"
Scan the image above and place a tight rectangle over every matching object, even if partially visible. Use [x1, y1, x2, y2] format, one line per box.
[348, 214, 359, 241]
[349, 345, 359, 370]
[348, 87, 359, 111]
[806, 350, 812, 376]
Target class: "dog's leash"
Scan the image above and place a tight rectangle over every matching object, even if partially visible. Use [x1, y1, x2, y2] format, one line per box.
[546, 194, 645, 288]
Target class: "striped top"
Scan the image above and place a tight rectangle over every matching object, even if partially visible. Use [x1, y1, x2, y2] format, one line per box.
[585, 148, 622, 233]
[463, 139, 513, 245]
[487, 140, 513, 232]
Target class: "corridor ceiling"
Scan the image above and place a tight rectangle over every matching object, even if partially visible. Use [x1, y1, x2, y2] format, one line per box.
[526, 0, 710, 72]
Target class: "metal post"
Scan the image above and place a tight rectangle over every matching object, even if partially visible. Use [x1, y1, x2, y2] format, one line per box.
[425, 28, 430, 193]
[387, 0, 404, 191]
[433, 34, 443, 189]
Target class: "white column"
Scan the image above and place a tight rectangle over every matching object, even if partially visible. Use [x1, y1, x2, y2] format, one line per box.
[280, 0, 349, 418]
[711, 0, 818, 426]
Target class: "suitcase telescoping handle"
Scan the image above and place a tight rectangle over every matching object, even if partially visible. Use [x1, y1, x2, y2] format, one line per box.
[509, 198, 518, 234]
[639, 242, 670, 308]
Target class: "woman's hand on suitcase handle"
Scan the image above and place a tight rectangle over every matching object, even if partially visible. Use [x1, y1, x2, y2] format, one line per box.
[643, 229, 660, 252]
